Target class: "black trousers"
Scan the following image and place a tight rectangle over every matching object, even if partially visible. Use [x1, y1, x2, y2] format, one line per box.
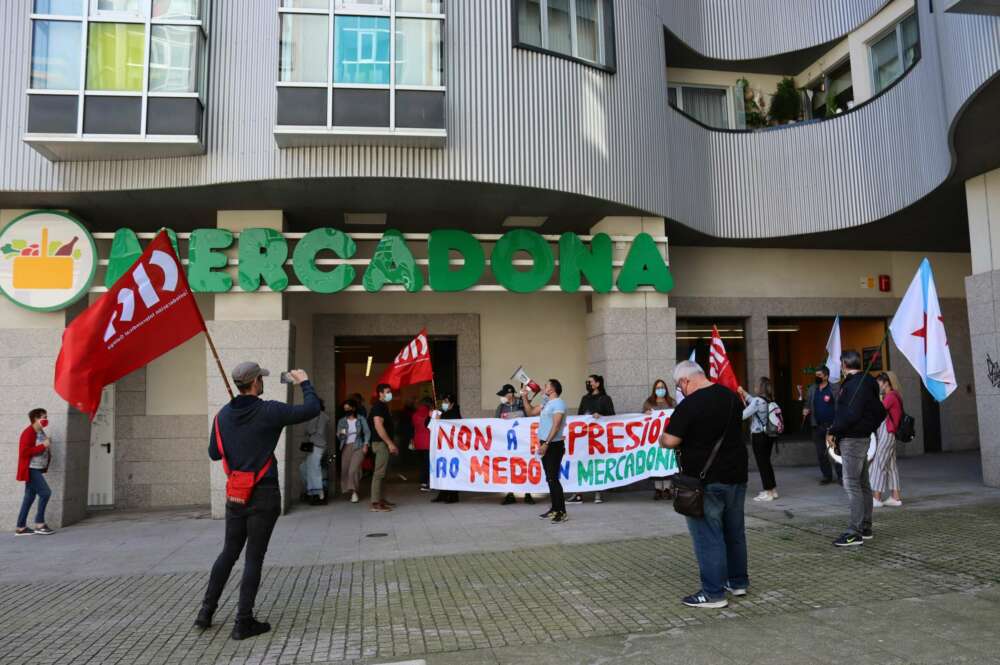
[202, 485, 281, 621]
[542, 441, 566, 513]
[751, 432, 777, 491]
[417, 449, 430, 485]
[811, 425, 842, 481]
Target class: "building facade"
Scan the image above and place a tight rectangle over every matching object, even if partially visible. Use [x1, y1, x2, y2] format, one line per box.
[2, 0, 999, 525]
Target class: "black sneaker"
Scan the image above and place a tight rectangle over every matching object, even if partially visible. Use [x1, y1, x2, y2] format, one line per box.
[33, 525, 55, 535]
[833, 533, 864, 547]
[231, 618, 271, 641]
[550, 511, 569, 524]
[819, 478, 834, 486]
[567, 494, 584, 504]
[862, 528, 874, 541]
[501, 494, 516, 505]
[682, 592, 728, 609]
[538, 510, 556, 520]
[194, 605, 214, 629]
[524, 494, 535, 505]
[14, 527, 34, 536]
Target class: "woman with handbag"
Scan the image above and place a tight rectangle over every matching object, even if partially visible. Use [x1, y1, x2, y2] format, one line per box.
[870, 373, 903, 508]
[337, 399, 370, 504]
[299, 400, 330, 505]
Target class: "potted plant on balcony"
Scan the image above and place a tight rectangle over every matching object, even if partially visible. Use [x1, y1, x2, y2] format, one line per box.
[737, 77, 768, 129]
[768, 77, 802, 125]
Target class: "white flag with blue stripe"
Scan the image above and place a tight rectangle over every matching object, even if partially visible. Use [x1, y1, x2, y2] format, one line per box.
[824, 316, 842, 383]
[889, 259, 957, 402]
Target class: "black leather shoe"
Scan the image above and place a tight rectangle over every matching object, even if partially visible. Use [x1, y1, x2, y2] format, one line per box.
[524, 494, 535, 505]
[501, 493, 516, 505]
[231, 618, 271, 641]
[194, 605, 214, 629]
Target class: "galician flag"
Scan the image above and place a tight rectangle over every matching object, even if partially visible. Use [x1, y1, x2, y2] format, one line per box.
[825, 316, 843, 383]
[889, 258, 957, 402]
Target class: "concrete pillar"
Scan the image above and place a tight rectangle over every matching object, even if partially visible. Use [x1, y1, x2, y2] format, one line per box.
[207, 211, 296, 517]
[964, 168, 1000, 486]
[0, 209, 91, 527]
[585, 217, 676, 413]
[745, 312, 770, 392]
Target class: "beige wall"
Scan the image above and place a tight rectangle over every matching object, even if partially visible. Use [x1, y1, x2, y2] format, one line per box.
[669, 247, 971, 299]
[287, 291, 589, 414]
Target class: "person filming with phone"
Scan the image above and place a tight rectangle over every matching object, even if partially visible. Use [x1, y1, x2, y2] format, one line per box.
[194, 362, 320, 641]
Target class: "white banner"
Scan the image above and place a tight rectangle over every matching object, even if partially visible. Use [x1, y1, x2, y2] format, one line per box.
[429, 410, 676, 493]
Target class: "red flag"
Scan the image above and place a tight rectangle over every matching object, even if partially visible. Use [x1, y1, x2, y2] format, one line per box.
[55, 231, 207, 418]
[709, 325, 741, 395]
[376, 328, 434, 390]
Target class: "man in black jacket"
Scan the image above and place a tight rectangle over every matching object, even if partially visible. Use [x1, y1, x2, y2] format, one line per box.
[826, 350, 885, 548]
[195, 362, 321, 639]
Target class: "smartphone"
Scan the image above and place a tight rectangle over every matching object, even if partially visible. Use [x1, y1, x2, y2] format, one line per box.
[279, 371, 293, 384]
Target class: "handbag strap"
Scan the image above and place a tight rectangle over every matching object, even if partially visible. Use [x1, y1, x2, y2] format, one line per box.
[213, 416, 273, 482]
[699, 394, 737, 480]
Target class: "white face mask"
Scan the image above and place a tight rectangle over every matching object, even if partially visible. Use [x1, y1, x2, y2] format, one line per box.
[383, 392, 393, 403]
[441, 402, 451, 412]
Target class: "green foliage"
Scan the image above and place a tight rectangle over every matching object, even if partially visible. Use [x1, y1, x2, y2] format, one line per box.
[768, 77, 802, 124]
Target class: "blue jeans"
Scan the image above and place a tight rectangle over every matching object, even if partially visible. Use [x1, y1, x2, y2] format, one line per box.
[299, 446, 325, 496]
[685, 483, 748, 600]
[17, 469, 51, 528]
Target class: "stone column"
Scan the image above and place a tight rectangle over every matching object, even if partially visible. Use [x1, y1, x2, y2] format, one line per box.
[745, 312, 770, 391]
[965, 168, 1000, 486]
[586, 217, 676, 413]
[207, 211, 296, 517]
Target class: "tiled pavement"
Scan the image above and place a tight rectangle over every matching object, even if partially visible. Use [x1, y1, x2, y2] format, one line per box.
[4, 493, 1000, 664]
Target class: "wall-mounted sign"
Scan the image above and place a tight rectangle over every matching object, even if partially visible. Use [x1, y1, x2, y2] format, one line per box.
[0, 211, 97, 312]
[0, 211, 675, 311]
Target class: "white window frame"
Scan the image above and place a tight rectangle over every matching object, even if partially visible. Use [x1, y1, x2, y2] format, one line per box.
[276, 0, 445, 130]
[28, 0, 209, 138]
[868, 11, 918, 95]
[521, 0, 606, 67]
[668, 83, 736, 130]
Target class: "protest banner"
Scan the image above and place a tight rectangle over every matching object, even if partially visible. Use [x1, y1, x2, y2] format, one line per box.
[429, 410, 676, 492]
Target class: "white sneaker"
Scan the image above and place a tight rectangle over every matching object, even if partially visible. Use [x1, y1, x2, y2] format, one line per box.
[883, 497, 903, 507]
[350, 492, 359, 503]
[753, 492, 774, 502]
[872, 498, 884, 508]
[769, 490, 779, 500]
[594, 494, 604, 504]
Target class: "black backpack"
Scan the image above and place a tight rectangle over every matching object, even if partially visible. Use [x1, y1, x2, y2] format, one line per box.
[896, 412, 916, 443]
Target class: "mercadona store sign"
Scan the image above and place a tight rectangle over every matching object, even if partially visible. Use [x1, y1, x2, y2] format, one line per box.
[0, 211, 674, 311]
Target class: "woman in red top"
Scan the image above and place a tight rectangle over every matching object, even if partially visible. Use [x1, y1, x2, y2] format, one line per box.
[412, 397, 434, 491]
[871, 373, 903, 507]
[16, 408, 55, 536]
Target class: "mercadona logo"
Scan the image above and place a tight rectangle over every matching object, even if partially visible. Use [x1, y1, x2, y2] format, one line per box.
[0, 210, 97, 312]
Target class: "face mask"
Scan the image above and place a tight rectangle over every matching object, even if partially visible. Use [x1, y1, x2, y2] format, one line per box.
[441, 402, 451, 412]
[39, 418, 49, 428]
[344, 408, 353, 415]
[383, 392, 393, 403]
[815, 377, 823, 385]
[586, 383, 594, 393]
[654, 388, 667, 398]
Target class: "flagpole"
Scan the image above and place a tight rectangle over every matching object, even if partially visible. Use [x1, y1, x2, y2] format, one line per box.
[204, 328, 234, 400]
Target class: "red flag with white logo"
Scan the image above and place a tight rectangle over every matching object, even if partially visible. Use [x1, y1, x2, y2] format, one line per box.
[709, 325, 741, 395]
[54, 230, 207, 418]
[376, 328, 434, 390]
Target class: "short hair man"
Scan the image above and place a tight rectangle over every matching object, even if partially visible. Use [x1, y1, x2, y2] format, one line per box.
[15, 408, 54, 536]
[369, 383, 399, 512]
[521, 379, 568, 523]
[802, 364, 842, 484]
[196, 362, 320, 640]
[827, 350, 885, 547]
[660, 361, 748, 609]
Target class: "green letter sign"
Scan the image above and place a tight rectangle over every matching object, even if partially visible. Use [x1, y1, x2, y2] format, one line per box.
[292, 228, 357, 293]
[187, 228, 233, 293]
[559, 232, 613, 293]
[428, 229, 485, 292]
[362, 229, 424, 292]
[238, 228, 289, 292]
[104, 227, 180, 287]
[491, 229, 554, 293]
[616, 232, 674, 293]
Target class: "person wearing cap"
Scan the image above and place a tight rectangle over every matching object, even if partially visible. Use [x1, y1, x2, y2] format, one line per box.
[495, 384, 535, 506]
[195, 362, 321, 641]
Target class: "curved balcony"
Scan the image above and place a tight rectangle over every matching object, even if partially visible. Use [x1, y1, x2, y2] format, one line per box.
[661, 0, 888, 61]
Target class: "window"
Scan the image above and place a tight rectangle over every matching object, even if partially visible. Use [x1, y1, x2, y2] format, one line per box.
[870, 13, 920, 94]
[275, 0, 446, 137]
[669, 84, 734, 129]
[514, 0, 615, 71]
[27, 0, 209, 147]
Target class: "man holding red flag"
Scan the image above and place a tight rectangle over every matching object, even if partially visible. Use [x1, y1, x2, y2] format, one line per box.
[54, 230, 207, 418]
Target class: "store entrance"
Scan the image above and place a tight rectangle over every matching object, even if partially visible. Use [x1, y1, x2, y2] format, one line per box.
[332, 336, 458, 480]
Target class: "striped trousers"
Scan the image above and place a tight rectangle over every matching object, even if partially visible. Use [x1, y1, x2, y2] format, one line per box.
[869, 421, 900, 494]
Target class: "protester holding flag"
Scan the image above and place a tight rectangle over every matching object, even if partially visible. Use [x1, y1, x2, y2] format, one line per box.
[871, 373, 904, 508]
[803, 366, 841, 485]
[569, 374, 615, 505]
[196, 363, 320, 640]
[827, 351, 885, 548]
[642, 378, 675, 500]
[522, 379, 569, 524]
[369, 383, 399, 513]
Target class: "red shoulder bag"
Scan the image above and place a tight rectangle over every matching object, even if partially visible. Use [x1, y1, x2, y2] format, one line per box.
[214, 417, 273, 505]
